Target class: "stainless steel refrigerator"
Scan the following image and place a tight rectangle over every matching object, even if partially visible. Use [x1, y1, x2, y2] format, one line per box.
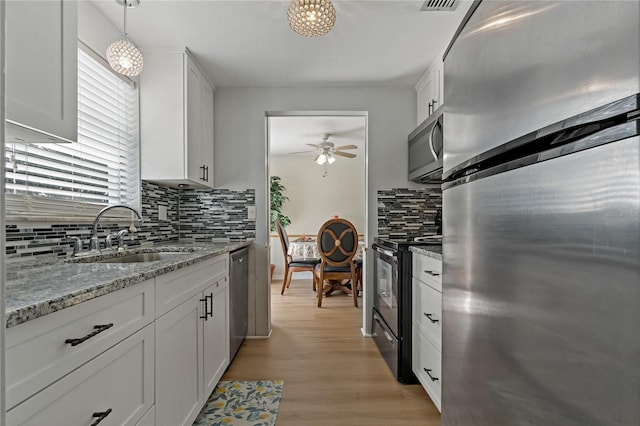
[441, 1, 640, 425]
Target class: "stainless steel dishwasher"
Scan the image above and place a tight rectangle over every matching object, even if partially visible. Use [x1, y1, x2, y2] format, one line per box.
[229, 247, 249, 361]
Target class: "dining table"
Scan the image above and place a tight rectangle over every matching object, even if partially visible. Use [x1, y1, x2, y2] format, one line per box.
[288, 236, 365, 260]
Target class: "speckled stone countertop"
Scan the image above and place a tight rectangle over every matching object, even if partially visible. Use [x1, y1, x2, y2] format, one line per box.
[410, 245, 442, 261]
[5, 241, 252, 328]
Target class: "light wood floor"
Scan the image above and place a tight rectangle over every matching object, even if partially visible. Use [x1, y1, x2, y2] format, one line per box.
[221, 279, 441, 425]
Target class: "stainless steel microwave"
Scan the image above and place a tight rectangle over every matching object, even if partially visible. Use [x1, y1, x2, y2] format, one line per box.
[408, 106, 443, 183]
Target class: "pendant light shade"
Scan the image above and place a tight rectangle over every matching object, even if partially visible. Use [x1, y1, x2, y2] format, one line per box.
[107, 36, 144, 76]
[107, 0, 144, 77]
[288, 0, 336, 37]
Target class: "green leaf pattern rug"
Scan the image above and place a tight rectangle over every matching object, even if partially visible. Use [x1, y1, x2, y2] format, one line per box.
[193, 380, 284, 426]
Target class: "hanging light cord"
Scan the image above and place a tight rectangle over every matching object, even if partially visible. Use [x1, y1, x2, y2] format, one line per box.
[122, 1, 128, 37]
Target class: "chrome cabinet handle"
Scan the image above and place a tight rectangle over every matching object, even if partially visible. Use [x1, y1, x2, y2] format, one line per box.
[424, 270, 440, 276]
[423, 313, 440, 323]
[90, 408, 112, 426]
[424, 368, 439, 382]
[65, 324, 113, 347]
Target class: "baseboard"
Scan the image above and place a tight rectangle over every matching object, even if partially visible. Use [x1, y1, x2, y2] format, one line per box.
[245, 329, 272, 339]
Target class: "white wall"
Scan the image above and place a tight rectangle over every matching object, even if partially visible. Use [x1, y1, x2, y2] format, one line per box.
[270, 154, 365, 235]
[214, 86, 418, 336]
[78, 1, 121, 55]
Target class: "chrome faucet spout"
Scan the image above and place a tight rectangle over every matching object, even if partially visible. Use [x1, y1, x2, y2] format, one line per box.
[90, 205, 143, 251]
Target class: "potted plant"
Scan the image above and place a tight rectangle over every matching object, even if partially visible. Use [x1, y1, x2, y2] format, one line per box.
[270, 176, 291, 281]
[270, 176, 291, 231]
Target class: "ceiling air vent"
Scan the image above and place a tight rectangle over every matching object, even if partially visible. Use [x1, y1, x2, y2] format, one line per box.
[421, 0, 458, 11]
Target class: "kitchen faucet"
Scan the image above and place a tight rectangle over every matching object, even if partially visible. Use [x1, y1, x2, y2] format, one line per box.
[90, 205, 143, 251]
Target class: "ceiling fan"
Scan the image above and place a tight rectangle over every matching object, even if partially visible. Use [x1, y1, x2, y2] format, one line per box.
[288, 133, 358, 165]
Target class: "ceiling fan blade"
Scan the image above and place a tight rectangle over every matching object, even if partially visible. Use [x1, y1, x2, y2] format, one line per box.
[333, 144, 358, 151]
[288, 150, 316, 154]
[333, 151, 357, 158]
[306, 143, 322, 149]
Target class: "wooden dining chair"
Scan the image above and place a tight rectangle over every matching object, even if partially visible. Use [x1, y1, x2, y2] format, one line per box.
[275, 220, 320, 295]
[313, 218, 359, 308]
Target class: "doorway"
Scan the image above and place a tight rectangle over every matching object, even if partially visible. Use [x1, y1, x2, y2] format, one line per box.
[266, 111, 368, 331]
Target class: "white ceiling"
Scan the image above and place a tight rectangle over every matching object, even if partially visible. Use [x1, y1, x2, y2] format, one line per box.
[91, 0, 472, 88]
[268, 115, 366, 156]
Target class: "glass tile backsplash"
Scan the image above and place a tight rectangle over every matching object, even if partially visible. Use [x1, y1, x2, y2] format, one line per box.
[377, 187, 442, 240]
[5, 181, 256, 259]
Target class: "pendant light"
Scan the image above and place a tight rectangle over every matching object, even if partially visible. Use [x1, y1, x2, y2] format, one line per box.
[106, 0, 144, 77]
[288, 0, 336, 37]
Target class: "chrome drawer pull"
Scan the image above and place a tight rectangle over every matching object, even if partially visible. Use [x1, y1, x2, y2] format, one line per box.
[424, 368, 439, 382]
[90, 408, 112, 426]
[65, 323, 114, 347]
[423, 313, 440, 323]
[424, 270, 440, 277]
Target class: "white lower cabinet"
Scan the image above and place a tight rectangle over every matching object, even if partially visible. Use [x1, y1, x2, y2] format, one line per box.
[155, 294, 204, 426]
[155, 255, 230, 426]
[203, 278, 230, 398]
[6, 280, 155, 410]
[5, 254, 232, 426]
[413, 327, 442, 410]
[7, 324, 155, 426]
[412, 251, 443, 412]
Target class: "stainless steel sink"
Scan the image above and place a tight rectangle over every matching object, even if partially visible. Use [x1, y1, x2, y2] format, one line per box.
[94, 252, 186, 263]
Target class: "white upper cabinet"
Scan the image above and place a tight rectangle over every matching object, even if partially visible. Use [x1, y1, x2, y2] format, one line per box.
[415, 52, 445, 126]
[140, 49, 215, 188]
[5, 0, 78, 144]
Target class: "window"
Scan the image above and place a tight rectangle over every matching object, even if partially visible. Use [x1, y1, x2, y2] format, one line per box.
[5, 45, 140, 220]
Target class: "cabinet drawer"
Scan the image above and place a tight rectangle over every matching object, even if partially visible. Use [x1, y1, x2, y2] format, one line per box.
[6, 280, 154, 410]
[412, 253, 442, 291]
[414, 279, 442, 350]
[7, 324, 155, 426]
[412, 327, 442, 412]
[155, 254, 229, 317]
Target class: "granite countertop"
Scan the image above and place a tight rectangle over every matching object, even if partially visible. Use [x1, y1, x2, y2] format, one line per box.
[410, 245, 442, 261]
[5, 241, 252, 328]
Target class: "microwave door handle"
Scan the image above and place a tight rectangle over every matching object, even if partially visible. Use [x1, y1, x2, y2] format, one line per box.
[428, 123, 438, 161]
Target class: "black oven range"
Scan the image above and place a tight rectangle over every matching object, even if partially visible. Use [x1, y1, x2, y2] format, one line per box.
[372, 237, 440, 383]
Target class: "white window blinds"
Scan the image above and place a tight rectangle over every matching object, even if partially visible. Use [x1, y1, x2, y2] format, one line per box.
[5, 47, 140, 220]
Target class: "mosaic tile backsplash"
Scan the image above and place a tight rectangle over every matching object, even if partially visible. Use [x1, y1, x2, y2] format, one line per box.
[5, 181, 256, 258]
[179, 189, 256, 242]
[377, 188, 442, 240]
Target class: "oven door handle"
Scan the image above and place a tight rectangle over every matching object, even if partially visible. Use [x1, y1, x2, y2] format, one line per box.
[373, 245, 396, 258]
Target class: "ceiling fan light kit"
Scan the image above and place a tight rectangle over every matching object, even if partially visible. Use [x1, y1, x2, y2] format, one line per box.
[107, 0, 144, 77]
[288, 0, 336, 37]
[289, 133, 356, 176]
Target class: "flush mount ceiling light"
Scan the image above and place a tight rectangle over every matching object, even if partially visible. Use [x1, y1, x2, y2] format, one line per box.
[106, 0, 144, 77]
[288, 0, 336, 37]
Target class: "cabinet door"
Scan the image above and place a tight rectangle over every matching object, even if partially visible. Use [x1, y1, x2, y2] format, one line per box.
[201, 78, 215, 188]
[202, 279, 229, 397]
[5, 0, 77, 143]
[185, 54, 204, 184]
[155, 294, 204, 426]
[6, 324, 154, 426]
[435, 58, 445, 108]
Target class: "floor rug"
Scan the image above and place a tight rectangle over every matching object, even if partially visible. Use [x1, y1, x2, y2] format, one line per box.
[193, 380, 284, 426]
